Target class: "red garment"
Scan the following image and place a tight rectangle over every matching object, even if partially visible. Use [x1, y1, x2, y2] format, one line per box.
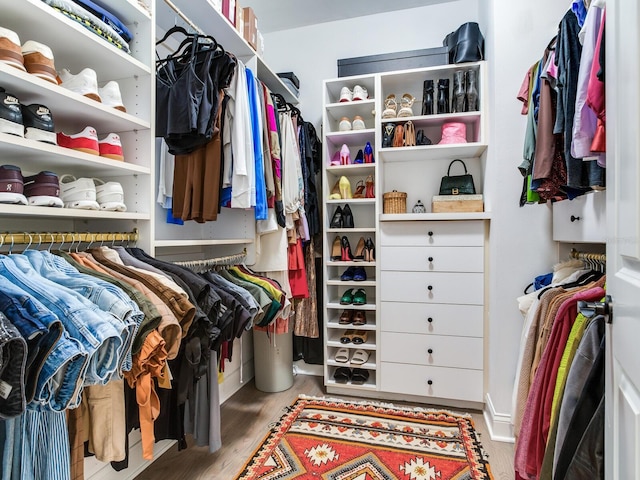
[514, 284, 605, 479]
[587, 9, 606, 153]
[288, 239, 309, 299]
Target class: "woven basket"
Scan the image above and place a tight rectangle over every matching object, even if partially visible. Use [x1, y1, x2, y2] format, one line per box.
[383, 190, 407, 214]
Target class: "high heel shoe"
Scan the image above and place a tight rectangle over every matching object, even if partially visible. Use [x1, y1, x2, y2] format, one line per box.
[342, 204, 354, 228]
[364, 141, 374, 163]
[397, 93, 416, 117]
[340, 144, 351, 165]
[329, 179, 342, 200]
[339, 176, 352, 199]
[341, 236, 354, 261]
[330, 150, 341, 166]
[382, 94, 397, 118]
[452, 70, 465, 113]
[365, 175, 375, 199]
[353, 180, 366, 198]
[353, 237, 366, 261]
[364, 238, 375, 262]
[330, 236, 342, 261]
[353, 149, 364, 164]
[330, 206, 343, 228]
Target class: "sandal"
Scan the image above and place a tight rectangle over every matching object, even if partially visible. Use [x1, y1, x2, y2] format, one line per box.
[353, 180, 366, 198]
[351, 330, 368, 345]
[350, 349, 370, 366]
[398, 93, 416, 117]
[339, 309, 353, 325]
[335, 348, 350, 363]
[334, 366, 352, 383]
[351, 368, 370, 385]
[352, 310, 367, 326]
[365, 175, 375, 198]
[404, 120, 416, 147]
[382, 94, 397, 118]
[392, 124, 405, 147]
[340, 329, 356, 344]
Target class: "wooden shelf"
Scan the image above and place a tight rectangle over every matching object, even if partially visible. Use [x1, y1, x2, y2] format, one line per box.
[325, 100, 376, 122]
[154, 238, 254, 248]
[327, 280, 377, 287]
[326, 302, 376, 311]
[326, 199, 376, 205]
[327, 261, 376, 267]
[326, 164, 376, 175]
[380, 111, 481, 126]
[379, 143, 488, 161]
[380, 212, 491, 221]
[0, 204, 149, 220]
[326, 227, 376, 233]
[325, 129, 376, 146]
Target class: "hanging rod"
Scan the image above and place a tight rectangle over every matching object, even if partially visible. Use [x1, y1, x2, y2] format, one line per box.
[570, 248, 606, 263]
[0, 229, 139, 248]
[161, 0, 204, 34]
[174, 249, 246, 272]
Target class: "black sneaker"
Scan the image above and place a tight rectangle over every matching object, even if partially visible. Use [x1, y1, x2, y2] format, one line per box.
[0, 90, 23, 137]
[21, 104, 56, 145]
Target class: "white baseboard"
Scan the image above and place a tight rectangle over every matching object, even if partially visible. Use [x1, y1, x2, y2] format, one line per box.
[483, 393, 515, 443]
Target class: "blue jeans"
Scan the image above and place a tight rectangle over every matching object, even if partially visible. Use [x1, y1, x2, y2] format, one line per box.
[24, 250, 142, 375]
[0, 277, 87, 411]
[0, 256, 121, 387]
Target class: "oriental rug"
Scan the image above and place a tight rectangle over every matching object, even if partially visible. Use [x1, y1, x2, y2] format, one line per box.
[235, 396, 493, 480]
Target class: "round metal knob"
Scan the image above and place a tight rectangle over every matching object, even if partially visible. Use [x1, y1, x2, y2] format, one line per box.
[428, 231, 434, 237]
[570, 215, 581, 222]
[427, 380, 433, 386]
[427, 317, 433, 323]
[428, 257, 434, 262]
[427, 348, 433, 354]
[427, 285, 433, 291]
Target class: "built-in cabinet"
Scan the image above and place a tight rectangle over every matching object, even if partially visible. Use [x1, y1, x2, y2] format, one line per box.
[322, 62, 490, 406]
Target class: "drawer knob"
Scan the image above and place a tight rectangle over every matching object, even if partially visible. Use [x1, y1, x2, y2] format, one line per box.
[427, 317, 433, 323]
[570, 215, 581, 222]
[427, 285, 433, 291]
[428, 257, 434, 262]
[427, 379, 433, 386]
[427, 348, 433, 354]
[428, 231, 434, 237]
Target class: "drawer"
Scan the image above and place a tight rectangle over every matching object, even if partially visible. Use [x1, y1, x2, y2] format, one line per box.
[381, 363, 483, 402]
[380, 221, 484, 247]
[381, 271, 484, 305]
[380, 302, 483, 337]
[380, 246, 484, 272]
[552, 192, 606, 243]
[381, 332, 483, 369]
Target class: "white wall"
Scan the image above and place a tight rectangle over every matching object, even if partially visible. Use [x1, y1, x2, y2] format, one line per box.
[263, 0, 480, 130]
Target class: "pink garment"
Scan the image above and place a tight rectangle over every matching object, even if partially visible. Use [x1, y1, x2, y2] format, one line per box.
[545, 51, 558, 80]
[587, 9, 606, 157]
[517, 68, 532, 115]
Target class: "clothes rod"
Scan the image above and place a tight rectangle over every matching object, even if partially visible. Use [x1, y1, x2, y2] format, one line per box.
[174, 249, 247, 271]
[162, 0, 204, 34]
[570, 248, 606, 263]
[0, 229, 139, 247]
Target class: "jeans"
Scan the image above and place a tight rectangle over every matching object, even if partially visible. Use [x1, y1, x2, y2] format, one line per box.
[0, 256, 121, 387]
[0, 312, 26, 419]
[0, 277, 87, 411]
[24, 250, 142, 375]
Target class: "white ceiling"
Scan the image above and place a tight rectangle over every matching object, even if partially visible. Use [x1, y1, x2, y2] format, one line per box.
[243, 0, 456, 33]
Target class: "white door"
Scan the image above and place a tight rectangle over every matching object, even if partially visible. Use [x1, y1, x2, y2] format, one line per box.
[606, 1, 640, 478]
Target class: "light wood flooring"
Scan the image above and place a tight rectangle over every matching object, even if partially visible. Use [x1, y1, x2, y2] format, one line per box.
[135, 374, 514, 479]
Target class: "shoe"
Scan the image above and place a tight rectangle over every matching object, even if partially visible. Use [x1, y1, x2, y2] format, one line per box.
[333, 366, 352, 383]
[340, 289, 355, 305]
[330, 150, 341, 166]
[98, 133, 124, 161]
[93, 178, 126, 211]
[21, 104, 56, 144]
[352, 289, 367, 305]
[382, 94, 397, 118]
[352, 116, 365, 130]
[23, 171, 63, 207]
[335, 348, 350, 363]
[364, 238, 375, 262]
[330, 206, 343, 229]
[0, 27, 25, 71]
[339, 310, 353, 325]
[452, 70, 466, 113]
[352, 85, 368, 101]
[58, 68, 101, 102]
[339, 176, 352, 199]
[340, 144, 351, 165]
[352, 180, 365, 198]
[404, 120, 416, 147]
[341, 236, 354, 261]
[437, 78, 450, 114]
[0, 165, 27, 205]
[350, 348, 369, 365]
[338, 116, 351, 131]
[329, 179, 342, 200]
[353, 149, 364, 164]
[353, 237, 366, 261]
[57, 126, 99, 155]
[21, 41, 58, 84]
[397, 93, 416, 117]
[339, 86, 353, 102]
[98, 81, 126, 112]
[0, 90, 24, 137]
[330, 236, 342, 261]
[351, 367, 369, 385]
[353, 267, 367, 281]
[59, 175, 99, 210]
[421, 79, 434, 115]
[365, 175, 375, 198]
[342, 204, 354, 228]
[416, 130, 433, 145]
[363, 142, 374, 163]
[352, 311, 367, 326]
[340, 266, 355, 281]
[340, 330, 356, 344]
[466, 69, 479, 112]
[382, 123, 396, 148]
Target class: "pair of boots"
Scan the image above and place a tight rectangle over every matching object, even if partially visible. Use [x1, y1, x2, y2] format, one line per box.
[420, 69, 478, 115]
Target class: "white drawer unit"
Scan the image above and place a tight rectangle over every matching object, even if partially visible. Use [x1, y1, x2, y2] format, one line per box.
[552, 191, 606, 243]
[380, 246, 484, 272]
[380, 221, 485, 247]
[381, 271, 484, 305]
[381, 332, 483, 369]
[380, 363, 484, 402]
[380, 302, 484, 337]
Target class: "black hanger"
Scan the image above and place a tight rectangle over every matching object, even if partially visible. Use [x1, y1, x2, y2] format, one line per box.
[156, 25, 193, 46]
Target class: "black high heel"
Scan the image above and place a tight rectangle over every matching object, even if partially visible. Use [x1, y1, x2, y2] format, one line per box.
[330, 206, 343, 228]
[341, 236, 354, 261]
[452, 70, 465, 113]
[466, 69, 478, 111]
[342, 204, 354, 228]
[364, 238, 375, 262]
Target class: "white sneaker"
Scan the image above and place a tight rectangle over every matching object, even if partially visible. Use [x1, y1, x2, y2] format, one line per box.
[98, 81, 126, 112]
[339, 86, 353, 103]
[93, 178, 126, 211]
[59, 174, 99, 210]
[338, 116, 352, 131]
[352, 85, 368, 101]
[21, 41, 58, 84]
[352, 116, 366, 130]
[58, 68, 102, 102]
[0, 27, 25, 71]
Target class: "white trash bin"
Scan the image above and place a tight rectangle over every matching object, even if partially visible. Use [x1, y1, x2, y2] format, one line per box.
[252, 329, 294, 392]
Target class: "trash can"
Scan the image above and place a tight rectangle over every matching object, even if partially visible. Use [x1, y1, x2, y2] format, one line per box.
[253, 329, 294, 392]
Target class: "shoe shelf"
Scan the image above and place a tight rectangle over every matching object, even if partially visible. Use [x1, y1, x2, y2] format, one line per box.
[326, 302, 376, 311]
[326, 199, 376, 205]
[0, 203, 149, 220]
[325, 100, 376, 122]
[381, 111, 481, 127]
[379, 143, 488, 162]
[325, 374, 378, 391]
[324, 75, 376, 104]
[326, 227, 376, 233]
[326, 164, 376, 175]
[326, 261, 376, 267]
[326, 333, 377, 350]
[327, 280, 377, 287]
[326, 321, 377, 334]
[380, 212, 492, 221]
[0, 0, 152, 79]
[325, 129, 376, 145]
[327, 357, 377, 371]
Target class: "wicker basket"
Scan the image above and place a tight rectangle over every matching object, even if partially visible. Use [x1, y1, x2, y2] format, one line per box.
[383, 190, 407, 214]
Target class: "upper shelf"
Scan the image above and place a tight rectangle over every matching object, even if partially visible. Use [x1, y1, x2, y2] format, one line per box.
[325, 100, 376, 123]
[0, 0, 151, 79]
[379, 143, 488, 161]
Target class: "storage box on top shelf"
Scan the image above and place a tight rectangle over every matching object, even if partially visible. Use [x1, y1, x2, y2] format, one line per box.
[432, 194, 484, 213]
[257, 31, 264, 57]
[211, 0, 222, 13]
[222, 0, 237, 25]
[236, 0, 243, 33]
[338, 47, 449, 77]
[243, 7, 258, 50]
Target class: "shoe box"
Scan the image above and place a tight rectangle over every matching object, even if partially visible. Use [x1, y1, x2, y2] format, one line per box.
[242, 7, 258, 51]
[337, 47, 449, 77]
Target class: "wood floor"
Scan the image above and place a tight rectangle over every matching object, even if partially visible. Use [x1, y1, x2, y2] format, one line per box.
[135, 374, 514, 479]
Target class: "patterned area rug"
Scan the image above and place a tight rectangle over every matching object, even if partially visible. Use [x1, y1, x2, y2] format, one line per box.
[235, 396, 493, 480]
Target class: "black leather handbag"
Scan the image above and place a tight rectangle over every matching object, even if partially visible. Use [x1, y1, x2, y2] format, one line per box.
[443, 22, 485, 64]
[439, 159, 476, 195]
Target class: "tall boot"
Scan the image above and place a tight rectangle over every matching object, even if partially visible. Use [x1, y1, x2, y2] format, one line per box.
[421, 79, 434, 115]
[437, 78, 450, 114]
[452, 70, 466, 113]
[466, 69, 479, 112]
